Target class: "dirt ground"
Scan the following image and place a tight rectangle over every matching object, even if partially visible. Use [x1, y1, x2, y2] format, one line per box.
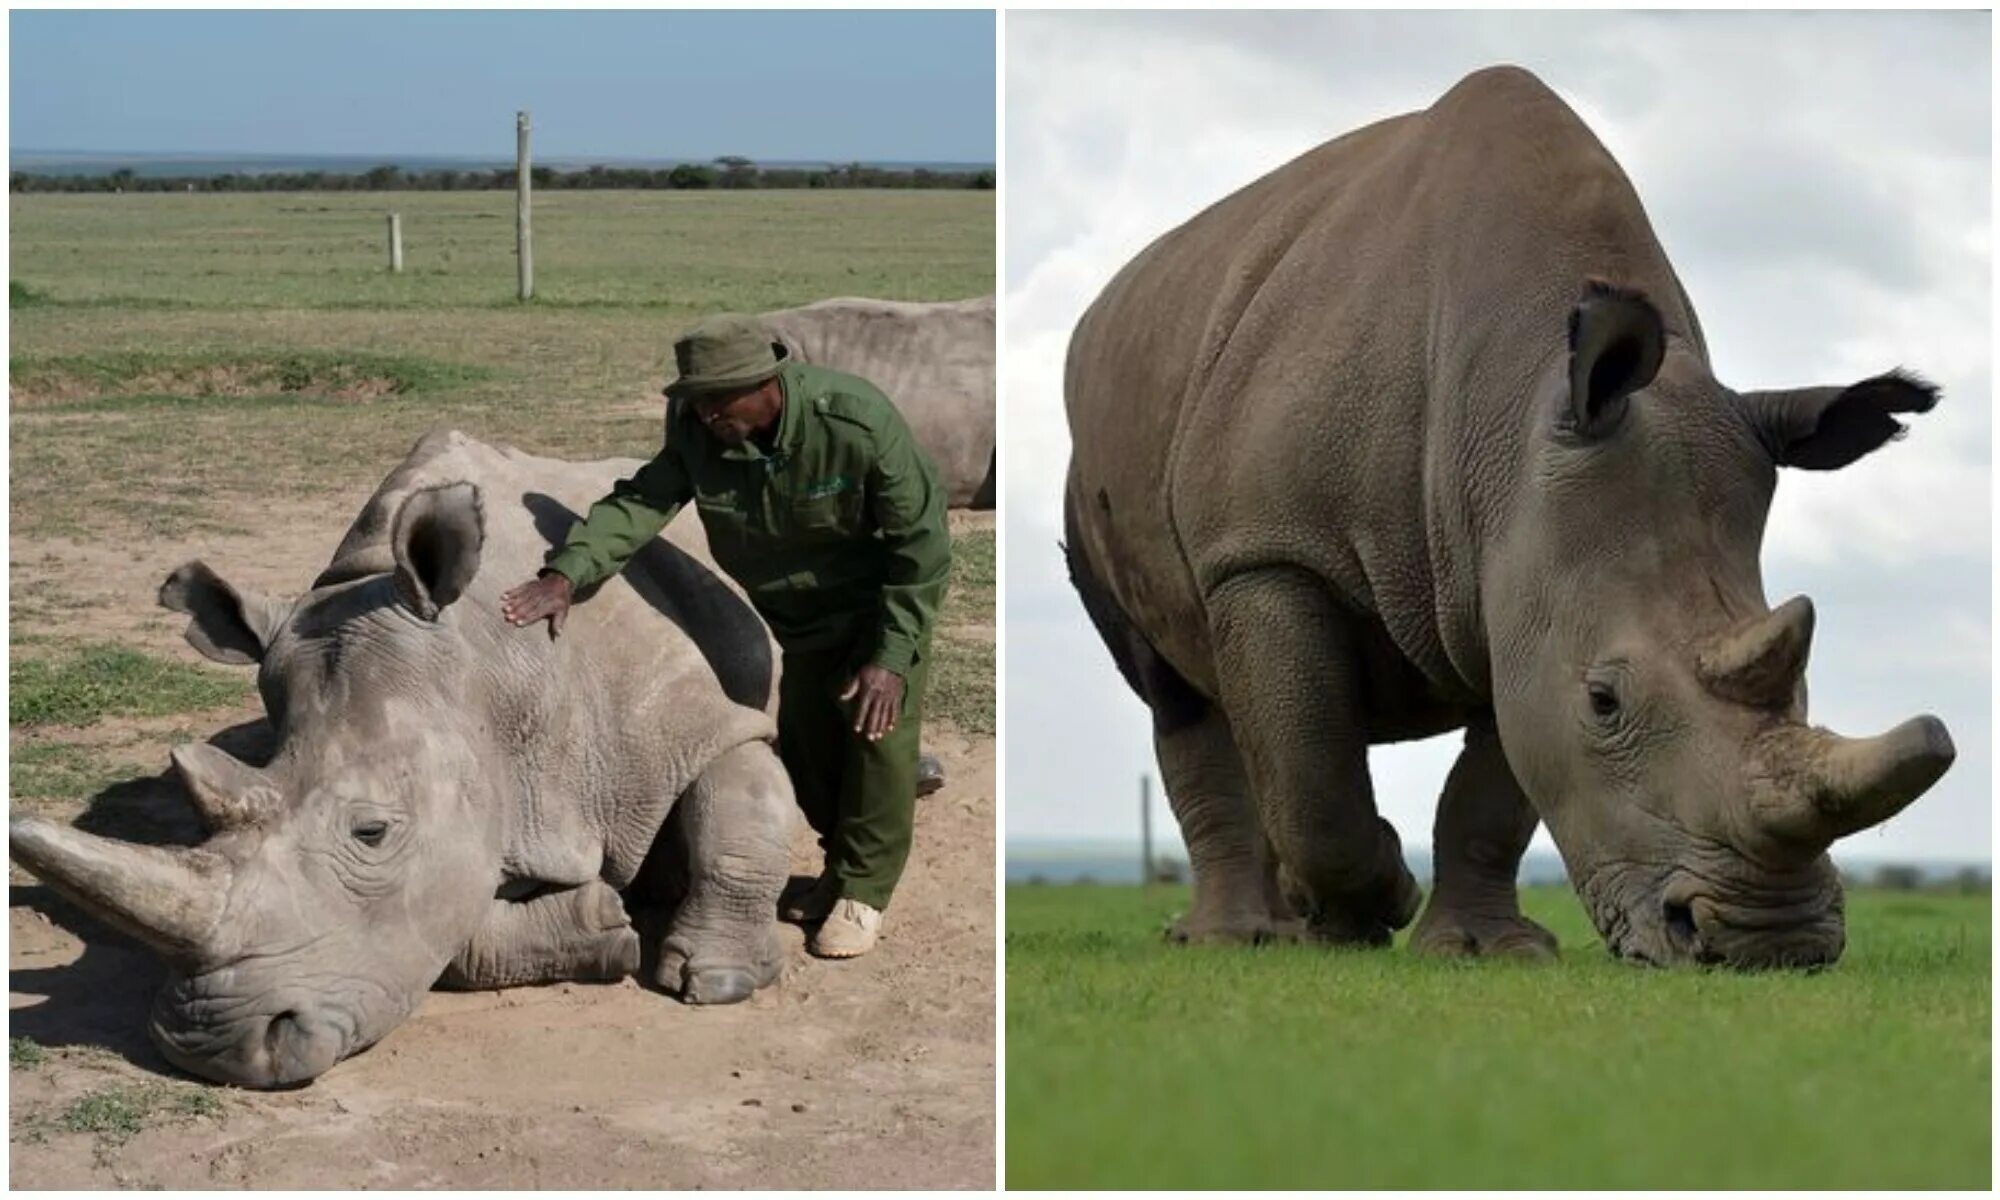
[9, 498, 997, 1189]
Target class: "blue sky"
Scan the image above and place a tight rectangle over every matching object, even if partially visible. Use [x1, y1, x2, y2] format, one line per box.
[11, 10, 994, 162]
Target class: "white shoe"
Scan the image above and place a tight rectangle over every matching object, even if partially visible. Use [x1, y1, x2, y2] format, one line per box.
[810, 898, 883, 959]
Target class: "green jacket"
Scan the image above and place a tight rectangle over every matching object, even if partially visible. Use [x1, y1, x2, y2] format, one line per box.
[545, 361, 951, 675]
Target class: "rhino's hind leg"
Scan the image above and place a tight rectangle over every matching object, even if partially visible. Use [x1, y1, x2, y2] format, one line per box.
[1206, 567, 1420, 945]
[1411, 719, 1558, 961]
[654, 741, 792, 1005]
[1157, 706, 1298, 943]
[438, 880, 642, 989]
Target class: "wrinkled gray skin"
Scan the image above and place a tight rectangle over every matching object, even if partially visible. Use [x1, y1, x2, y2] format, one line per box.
[760, 294, 996, 508]
[1063, 66, 1955, 969]
[9, 431, 795, 1087]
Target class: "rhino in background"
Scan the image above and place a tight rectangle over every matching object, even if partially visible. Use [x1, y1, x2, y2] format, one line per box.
[760, 294, 996, 508]
[1063, 66, 1954, 969]
[10, 430, 795, 1087]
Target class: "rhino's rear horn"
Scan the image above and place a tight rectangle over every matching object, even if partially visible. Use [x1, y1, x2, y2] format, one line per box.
[1698, 596, 1814, 707]
[172, 743, 281, 832]
[1752, 717, 1956, 846]
[9, 816, 229, 965]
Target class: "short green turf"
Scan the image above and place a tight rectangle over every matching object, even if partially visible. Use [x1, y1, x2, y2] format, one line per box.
[10, 642, 251, 728]
[1005, 883, 1991, 1190]
[11, 1037, 48, 1070]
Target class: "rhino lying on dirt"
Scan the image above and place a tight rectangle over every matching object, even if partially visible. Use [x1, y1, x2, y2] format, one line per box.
[10, 431, 794, 1086]
[760, 294, 996, 508]
[1064, 66, 1954, 969]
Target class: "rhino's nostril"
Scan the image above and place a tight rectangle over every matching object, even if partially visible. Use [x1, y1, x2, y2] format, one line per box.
[1662, 899, 1697, 945]
[265, 1011, 299, 1055]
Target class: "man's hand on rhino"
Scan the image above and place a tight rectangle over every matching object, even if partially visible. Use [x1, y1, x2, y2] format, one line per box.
[840, 665, 905, 742]
[500, 572, 574, 638]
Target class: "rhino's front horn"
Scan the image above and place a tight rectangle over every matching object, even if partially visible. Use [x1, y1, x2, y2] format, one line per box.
[9, 816, 229, 964]
[1698, 595, 1813, 707]
[1752, 717, 1956, 845]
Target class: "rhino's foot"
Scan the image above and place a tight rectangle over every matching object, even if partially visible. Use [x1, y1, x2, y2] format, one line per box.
[680, 966, 759, 1005]
[1166, 910, 1304, 945]
[1302, 865, 1423, 948]
[582, 926, 646, 980]
[1411, 903, 1558, 962]
[654, 927, 785, 1004]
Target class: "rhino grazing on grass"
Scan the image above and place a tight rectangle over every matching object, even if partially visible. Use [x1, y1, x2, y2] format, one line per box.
[1063, 66, 1954, 969]
[10, 430, 795, 1086]
[760, 294, 996, 508]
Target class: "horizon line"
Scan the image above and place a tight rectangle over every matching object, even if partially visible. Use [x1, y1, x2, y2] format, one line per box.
[13, 148, 995, 166]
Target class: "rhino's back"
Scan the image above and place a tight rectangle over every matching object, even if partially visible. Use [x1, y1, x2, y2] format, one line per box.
[320, 429, 774, 716]
[1066, 66, 1689, 696]
[761, 296, 996, 506]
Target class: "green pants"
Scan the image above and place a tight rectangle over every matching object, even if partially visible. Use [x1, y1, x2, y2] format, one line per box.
[776, 641, 928, 911]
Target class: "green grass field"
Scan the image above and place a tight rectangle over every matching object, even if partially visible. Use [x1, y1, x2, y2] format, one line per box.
[11, 189, 994, 824]
[1006, 883, 1991, 1190]
[10, 190, 991, 311]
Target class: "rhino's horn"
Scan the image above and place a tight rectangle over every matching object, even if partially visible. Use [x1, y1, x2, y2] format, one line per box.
[1752, 717, 1955, 845]
[171, 743, 280, 832]
[1698, 596, 1814, 707]
[9, 816, 229, 964]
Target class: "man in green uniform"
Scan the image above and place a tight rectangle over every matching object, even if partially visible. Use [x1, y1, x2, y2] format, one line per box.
[500, 314, 951, 959]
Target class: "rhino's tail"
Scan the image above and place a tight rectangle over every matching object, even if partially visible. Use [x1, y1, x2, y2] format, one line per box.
[1061, 487, 1208, 735]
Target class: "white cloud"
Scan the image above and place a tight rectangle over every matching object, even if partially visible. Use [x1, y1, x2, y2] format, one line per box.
[1004, 11, 1990, 864]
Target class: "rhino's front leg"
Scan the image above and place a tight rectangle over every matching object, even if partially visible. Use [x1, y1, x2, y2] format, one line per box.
[437, 880, 642, 989]
[1206, 567, 1420, 945]
[1156, 706, 1298, 943]
[654, 740, 792, 1005]
[1411, 718, 1558, 960]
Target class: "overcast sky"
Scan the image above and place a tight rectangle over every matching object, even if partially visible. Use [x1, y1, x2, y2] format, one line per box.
[1004, 11, 1991, 867]
[10, 10, 994, 163]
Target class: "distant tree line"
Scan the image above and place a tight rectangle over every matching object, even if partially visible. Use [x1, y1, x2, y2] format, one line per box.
[9, 157, 996, 194]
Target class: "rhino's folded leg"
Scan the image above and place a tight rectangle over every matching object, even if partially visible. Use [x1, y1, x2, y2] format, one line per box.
[1411, 718, 1558, 961]
[1156, 705, 1300, 944]
[1206, 566, 1421, 945]
[437, 880, 641, 990]
[654, 740, 792, 1005]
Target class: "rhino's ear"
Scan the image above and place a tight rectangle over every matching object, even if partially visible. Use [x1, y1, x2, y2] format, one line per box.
[391, 482, 484, 621]
[1564, 279, 1665, 439]
[159, 562, 287, 665]
[1737, 371, 1941, 470]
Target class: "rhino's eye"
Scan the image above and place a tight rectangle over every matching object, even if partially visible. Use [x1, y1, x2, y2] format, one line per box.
[352, 820, 390, 848]
[1586, 680, 1622, 721]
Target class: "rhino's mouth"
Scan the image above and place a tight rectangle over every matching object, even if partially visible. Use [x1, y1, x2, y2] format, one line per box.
[149, 972, 384, 1088]
[1581, 861, 1844, 970]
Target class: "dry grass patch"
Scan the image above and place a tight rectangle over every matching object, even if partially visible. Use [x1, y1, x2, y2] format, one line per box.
[11, 350, 491, 408]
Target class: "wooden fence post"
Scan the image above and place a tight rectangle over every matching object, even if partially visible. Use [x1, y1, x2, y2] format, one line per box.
[388, 212, 403, 273]
[516, 110, 533, 300]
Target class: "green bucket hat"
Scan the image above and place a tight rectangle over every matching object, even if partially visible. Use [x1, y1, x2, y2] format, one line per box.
[664, 314, 790, 397]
